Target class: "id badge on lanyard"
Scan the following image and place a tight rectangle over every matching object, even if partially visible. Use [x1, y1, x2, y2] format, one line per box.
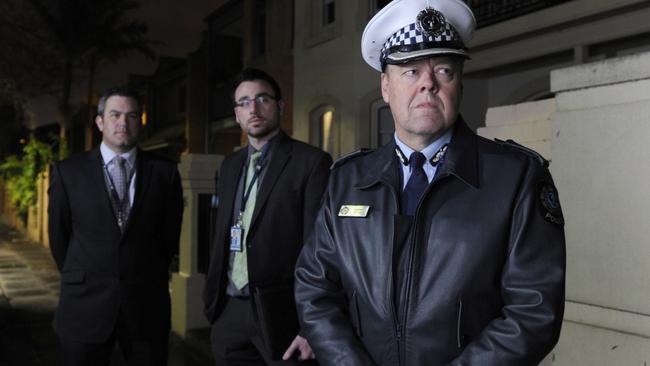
[229, 151, 264, 253]
[230, 213, 244, 252]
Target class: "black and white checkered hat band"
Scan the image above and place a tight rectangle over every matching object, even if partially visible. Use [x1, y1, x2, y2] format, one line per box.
[381, 22, 463, 62]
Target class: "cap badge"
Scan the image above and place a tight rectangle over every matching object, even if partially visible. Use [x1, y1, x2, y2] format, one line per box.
[416, 7, 446, 37]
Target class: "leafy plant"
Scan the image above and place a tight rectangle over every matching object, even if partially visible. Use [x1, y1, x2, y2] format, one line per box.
[0, 136, 54, 221]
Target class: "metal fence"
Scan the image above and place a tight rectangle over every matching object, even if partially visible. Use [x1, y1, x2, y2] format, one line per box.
[467, 0, 573, 28]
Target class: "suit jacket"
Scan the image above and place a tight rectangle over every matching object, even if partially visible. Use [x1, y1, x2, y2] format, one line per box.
[203, 132, 331, 325]
[48, 148, 184, 343]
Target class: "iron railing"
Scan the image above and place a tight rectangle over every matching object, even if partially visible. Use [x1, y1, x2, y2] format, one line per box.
[467, 0, 574, 28]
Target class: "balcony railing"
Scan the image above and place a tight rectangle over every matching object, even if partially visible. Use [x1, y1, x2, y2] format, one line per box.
[467, 0, 574, 28]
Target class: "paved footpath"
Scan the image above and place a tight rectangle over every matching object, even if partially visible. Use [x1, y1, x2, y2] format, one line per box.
[0, 224, 212, 366]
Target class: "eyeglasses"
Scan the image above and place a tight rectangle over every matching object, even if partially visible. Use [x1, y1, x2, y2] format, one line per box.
[234, 94, 277, 109]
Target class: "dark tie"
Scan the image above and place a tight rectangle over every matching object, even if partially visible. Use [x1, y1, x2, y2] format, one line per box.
[402, 152, 428, 216]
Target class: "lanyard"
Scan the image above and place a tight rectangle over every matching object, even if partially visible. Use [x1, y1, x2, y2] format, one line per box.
[103, 160, 136, 208]
[239, 150, 267, 215]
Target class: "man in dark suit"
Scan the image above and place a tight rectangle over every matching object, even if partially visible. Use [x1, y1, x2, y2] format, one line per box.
[48, 87, 184, 366]
[203, 68, 331, 365]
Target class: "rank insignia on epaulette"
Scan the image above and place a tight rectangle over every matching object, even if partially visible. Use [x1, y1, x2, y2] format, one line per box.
[538, 182, 564, 225]
[331, 148, 373, 170]
[495, 139, 549, 168]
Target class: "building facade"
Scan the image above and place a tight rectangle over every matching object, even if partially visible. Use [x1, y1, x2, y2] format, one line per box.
[203, 0, 296, 156]
[293, 0, 650, 158]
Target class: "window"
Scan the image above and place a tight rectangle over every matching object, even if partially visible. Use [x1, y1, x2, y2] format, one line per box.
[370, 99, 394, 148]
[310, 105, 339, 156]
[323, 0, 335, 25]
[306, 0, 341, 47]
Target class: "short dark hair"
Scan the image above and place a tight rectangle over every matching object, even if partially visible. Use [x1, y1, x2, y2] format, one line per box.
[232, 68, 282, 103]
[97, 86, 142, 117]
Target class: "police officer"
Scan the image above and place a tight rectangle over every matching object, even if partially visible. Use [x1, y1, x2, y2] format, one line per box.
[294, 0, 566, 365]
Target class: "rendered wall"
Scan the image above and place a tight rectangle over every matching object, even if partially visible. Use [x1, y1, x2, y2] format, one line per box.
[478, 51, 650, 365]
[478, 98, 555, 159]
[478, 53, 650, 366]
[293, 0, 381, 157]
[549, 51, 650, 365]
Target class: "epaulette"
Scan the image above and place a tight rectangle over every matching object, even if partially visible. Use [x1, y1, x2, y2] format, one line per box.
[494, 139, 549, 168]
[330, 148, 374, 170]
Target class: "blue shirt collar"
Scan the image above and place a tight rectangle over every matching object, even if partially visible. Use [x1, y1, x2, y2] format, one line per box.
[393, 128, 453, 166]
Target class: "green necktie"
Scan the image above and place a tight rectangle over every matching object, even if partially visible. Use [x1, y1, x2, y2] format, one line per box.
[232, 150, 262, 290]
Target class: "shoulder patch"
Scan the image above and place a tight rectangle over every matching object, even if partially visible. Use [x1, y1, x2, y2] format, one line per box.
[495, 139, 549, 168]
[330, 148, 374, 170]
[538, 181, 564, 225]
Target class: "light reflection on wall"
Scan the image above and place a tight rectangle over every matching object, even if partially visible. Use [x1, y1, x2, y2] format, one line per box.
[141, 107, 148, 126]
[321, 110, 333, 153]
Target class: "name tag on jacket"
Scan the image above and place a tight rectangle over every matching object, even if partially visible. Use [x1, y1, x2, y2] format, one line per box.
[338, 205, 370, 218]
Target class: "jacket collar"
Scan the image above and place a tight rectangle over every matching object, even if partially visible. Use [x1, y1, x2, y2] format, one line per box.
[88, 148, 123, 234]
[355, 140, 401, 191]
[436, 117, 479, 189]
[355, 116, 479, 190]
[251, 130, 292, 226]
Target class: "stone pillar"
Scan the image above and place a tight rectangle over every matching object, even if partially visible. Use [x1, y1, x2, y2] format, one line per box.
[549, 51, 650, 364]
[41, 168, 50, 247]
[171, 153, 222, 337]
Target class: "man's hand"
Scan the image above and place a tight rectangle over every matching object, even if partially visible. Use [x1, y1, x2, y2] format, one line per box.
[282, 335, 315, 361]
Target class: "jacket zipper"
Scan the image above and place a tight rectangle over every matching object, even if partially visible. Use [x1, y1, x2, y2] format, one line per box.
[399, 214, 418, 366]
[396, 188, 425, 366]
[388, 184, 404, 366]
[456, 299, 463, 348]
[391, 173, 442, 365]
[398, 176, 444, 365]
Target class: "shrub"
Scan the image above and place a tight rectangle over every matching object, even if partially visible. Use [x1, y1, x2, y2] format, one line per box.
[0, 137, 54, 222]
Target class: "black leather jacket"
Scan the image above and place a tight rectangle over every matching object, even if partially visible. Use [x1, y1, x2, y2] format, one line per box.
[295, 121, 566, 366]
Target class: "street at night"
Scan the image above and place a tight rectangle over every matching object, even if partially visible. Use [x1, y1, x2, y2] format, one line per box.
[0, 224, 212, 366]
[1, 0, 650, 365]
